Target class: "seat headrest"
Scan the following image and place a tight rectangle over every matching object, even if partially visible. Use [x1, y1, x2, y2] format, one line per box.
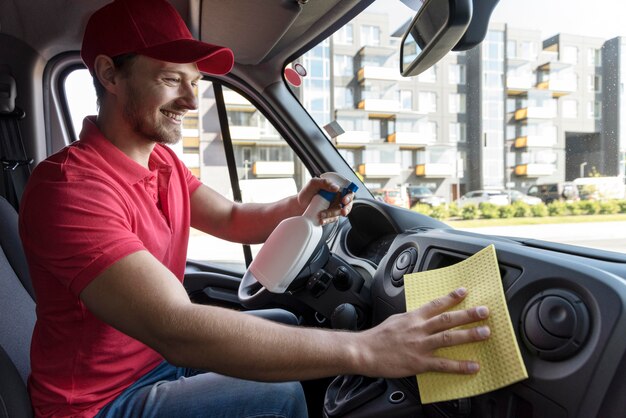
[0, 74, 16, 114]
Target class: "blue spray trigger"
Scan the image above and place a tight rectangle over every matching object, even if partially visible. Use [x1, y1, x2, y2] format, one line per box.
[317, 189, 337, 202]
[317, 182, 358, 207]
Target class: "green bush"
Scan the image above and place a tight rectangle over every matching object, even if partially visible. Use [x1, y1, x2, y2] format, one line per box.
[498, 205, 515, 218]
[599, 200, 619, 214]
[512, 201, 532, 218]
[461, 204, 479, 220]
[577, 200, 600, 215]
[448, 202, 460, 218]
[531, 203, 548, 217]
[411, 203, 432, 216]
[478, 202, 499, 219]
[430, 205, 449, 220]
[616, 200, 626, 213]
[547, 201, 568, 216]
[566, 202, 582, 215]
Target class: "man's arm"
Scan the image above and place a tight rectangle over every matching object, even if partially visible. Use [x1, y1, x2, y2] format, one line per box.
[190, 178, 353, 244]
[80, 250, 490, 382]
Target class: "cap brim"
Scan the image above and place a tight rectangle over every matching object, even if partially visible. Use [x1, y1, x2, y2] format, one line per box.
[138, 39, 234, 75]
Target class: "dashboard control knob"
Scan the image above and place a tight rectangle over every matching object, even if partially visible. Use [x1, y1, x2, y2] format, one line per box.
[333, 266, 352, 291]
[520, 289, 590, 361]
[391, 247, 418, 287]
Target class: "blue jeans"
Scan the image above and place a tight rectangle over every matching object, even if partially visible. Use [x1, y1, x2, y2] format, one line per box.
[95, 360, 308, 418]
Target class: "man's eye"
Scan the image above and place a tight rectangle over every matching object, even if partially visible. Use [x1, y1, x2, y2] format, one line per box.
[165, 78, 180, 83]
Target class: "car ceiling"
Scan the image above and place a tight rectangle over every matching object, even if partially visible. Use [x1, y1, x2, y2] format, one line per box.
[1, 0, 374, 71]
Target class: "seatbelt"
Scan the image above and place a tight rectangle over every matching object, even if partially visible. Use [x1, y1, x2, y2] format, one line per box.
[0, 74, 32, 211]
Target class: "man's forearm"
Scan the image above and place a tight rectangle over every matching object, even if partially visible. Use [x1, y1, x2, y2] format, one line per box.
[153, 303, 363, 381]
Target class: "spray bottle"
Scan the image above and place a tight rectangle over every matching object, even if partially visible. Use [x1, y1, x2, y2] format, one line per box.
[248, 172, 358, 293]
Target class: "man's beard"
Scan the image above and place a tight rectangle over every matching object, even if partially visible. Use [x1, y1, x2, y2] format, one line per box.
[122, 85, 182, 145]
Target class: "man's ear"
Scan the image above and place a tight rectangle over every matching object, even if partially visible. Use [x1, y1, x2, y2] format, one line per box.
[93, 55, 119, 95]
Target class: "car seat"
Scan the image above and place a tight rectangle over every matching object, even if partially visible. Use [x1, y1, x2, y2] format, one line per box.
[0, 195, 35, 418]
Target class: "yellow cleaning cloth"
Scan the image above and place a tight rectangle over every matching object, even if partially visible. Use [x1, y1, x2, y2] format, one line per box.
[403, 244, 528, 404]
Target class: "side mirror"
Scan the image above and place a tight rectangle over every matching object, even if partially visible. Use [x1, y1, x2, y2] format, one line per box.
[400, 0, 472, 77]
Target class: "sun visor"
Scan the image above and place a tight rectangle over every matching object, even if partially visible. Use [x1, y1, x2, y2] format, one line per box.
[200, 0, 302, 66]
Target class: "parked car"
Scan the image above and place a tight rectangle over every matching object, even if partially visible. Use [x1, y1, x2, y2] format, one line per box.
[407, 185, 444, 207]
[527, 182, 580, 204]
[503, 189, 542, 206]
[3, 0, 626, 417]
[456, 190, 510, 208]
[371, 188, 409, 209]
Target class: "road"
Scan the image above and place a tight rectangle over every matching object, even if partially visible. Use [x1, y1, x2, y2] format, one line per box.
[188, 221, 626, 263]
[457, 221, 626, 254]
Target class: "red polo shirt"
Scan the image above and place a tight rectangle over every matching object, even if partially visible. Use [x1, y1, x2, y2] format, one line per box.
[19, 116, 202, 418]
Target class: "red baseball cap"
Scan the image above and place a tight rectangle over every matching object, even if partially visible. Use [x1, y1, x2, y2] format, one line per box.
[81, 0, 234, 75]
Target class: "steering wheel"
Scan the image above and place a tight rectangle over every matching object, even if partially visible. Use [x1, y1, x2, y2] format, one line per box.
[238, 225, 334, 309]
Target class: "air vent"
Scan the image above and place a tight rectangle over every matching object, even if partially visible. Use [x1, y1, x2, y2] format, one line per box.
[391, 247, 417, 287]
[520, 289, 590, 361]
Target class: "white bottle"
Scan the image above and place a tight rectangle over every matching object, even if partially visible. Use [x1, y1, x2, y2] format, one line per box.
[248, 172, 358, 293]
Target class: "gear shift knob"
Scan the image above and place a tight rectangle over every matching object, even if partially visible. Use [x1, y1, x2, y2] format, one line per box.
[331, 303, 358, 330]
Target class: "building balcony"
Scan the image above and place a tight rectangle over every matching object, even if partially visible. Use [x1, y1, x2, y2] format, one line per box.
[387, 132, 434, 147]
[223, 90, 255, 111]
[514, 163, 556, 177]
[536, 79, 576, 97]
[230, 126, 260, 141]
[514, 135, 557, 148]
[506, 76, 534, 95]
[335, 130, 372, 146]
[357, 162, 401, 178]
[357, 66, 402, 82]
[358, 98, 401, 113]
[514, 106, 557, 121]
[252, 161, 295, 177]
[415, 163, 454, 178]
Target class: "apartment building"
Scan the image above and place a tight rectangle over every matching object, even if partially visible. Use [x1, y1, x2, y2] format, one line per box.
[185, 11, 623, 204]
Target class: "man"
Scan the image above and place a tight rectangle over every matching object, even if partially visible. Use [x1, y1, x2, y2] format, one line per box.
[19, 0, 491, 417]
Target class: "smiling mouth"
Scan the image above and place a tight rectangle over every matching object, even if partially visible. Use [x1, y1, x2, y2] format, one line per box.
[160, 109, 184, 122]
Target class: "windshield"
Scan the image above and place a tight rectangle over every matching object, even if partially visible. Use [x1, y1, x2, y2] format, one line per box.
[289, 0, 626, 253]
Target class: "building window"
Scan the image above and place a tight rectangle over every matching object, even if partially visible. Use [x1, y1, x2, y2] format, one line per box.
[335, 24, 353, 45]
[401, 150, 414, 169]
[448, 93, 466, 114]
[334, 87, 353, 109]
[417, 66, 437, 83]
[507, 40, 517, 58]
[418, 91, 437, 113]
[587, 74, 595, 92]
[360, 25, 381, 46]
[449, 122, 466, 143]
[587, 48, 601, 66]
[400, 90, 412, 110]
[427, 121, 438, 141]
[594, 75, 602, 92]
[333, 54, 353, 77]
[448, 64, 466, 84]
[587, 101, 601, 119]
[562, 45, 578, 64]
[519, 41, 535, 60]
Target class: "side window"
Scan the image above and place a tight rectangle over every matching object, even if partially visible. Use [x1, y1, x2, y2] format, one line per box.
[63, 69, 309, 266]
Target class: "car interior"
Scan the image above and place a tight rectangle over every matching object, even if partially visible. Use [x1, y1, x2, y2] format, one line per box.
[2, 0, 626, 417]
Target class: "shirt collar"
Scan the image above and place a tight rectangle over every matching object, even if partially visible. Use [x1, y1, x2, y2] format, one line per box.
[79, 116, 170, 185]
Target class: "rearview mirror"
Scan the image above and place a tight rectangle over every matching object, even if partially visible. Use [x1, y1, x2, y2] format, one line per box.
[400, 0, 472, 77]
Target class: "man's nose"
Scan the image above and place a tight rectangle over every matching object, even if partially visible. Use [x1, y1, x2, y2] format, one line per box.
[178, 83, 198, 110]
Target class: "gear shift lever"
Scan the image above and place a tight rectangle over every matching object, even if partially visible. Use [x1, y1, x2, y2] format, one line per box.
[331, 303, 358, 330]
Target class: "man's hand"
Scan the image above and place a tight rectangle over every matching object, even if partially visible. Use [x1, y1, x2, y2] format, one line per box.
[356, 287, 490, 378]
[297, 177, 355, 225]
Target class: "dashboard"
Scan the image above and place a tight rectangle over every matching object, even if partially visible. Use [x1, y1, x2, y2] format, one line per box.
[308, 198, 626, 417]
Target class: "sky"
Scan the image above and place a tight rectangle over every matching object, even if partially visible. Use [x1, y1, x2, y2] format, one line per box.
[370, 0, 626, 42]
